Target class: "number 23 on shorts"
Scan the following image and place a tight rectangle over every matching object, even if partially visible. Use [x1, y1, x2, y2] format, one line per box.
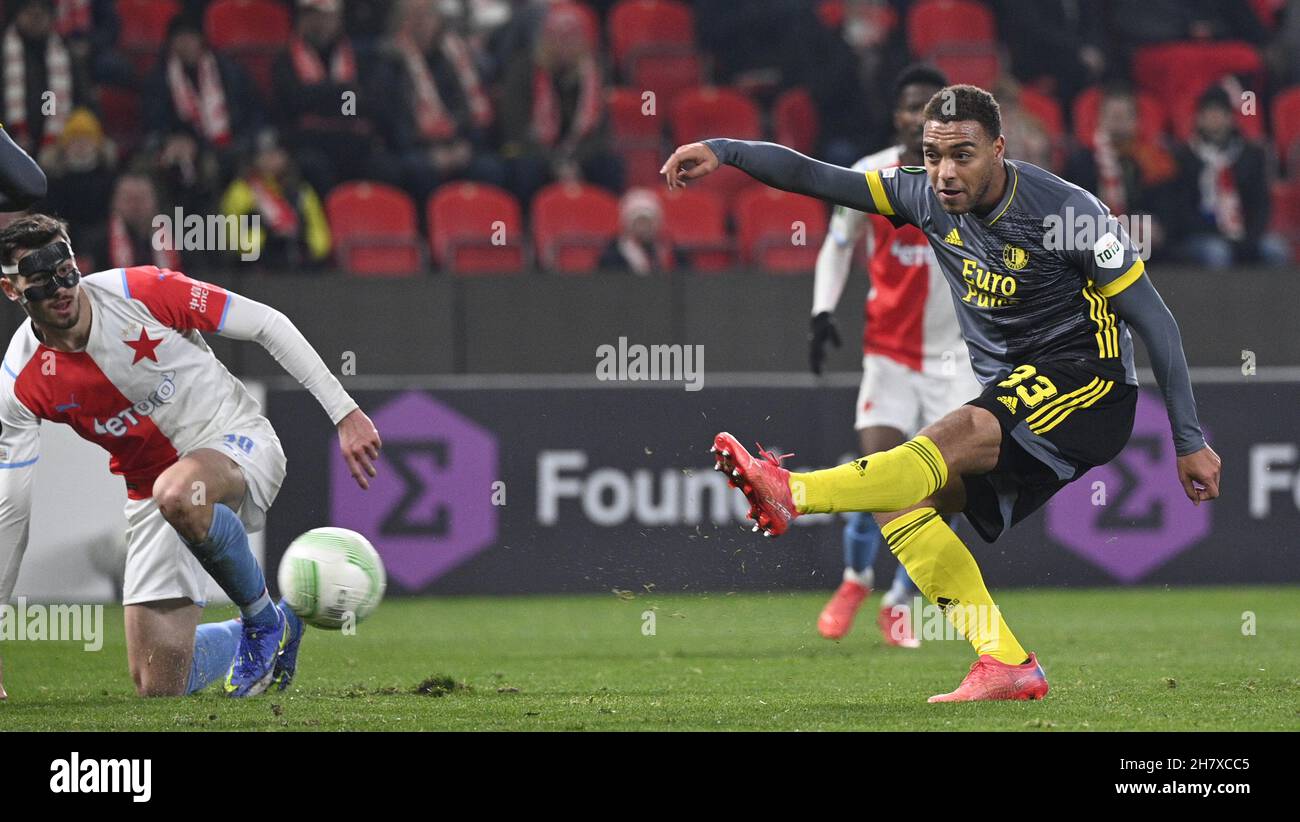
[997, 364, 1058, 408]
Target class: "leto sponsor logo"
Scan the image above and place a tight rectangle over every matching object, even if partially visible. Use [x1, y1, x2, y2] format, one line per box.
[92, 372, 177, 437]
[1045, 391, 1211, 582]
[595, 337, 704, 392]
[330, 392, 498, 590]
[50, 753, 151, 803]
[0, 597, 103, 650]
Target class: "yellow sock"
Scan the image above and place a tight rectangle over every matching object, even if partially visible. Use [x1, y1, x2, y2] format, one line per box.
[881, 507, 1027, 664]
[788, 436, 947, 514]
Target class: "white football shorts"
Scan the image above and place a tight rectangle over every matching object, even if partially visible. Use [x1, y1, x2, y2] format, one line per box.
[854, 352, 982, 434]
[121, 416, 287, 606]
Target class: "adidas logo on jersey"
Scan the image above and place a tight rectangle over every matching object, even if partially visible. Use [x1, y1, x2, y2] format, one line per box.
[997, 395, 1018, 414]
[944, 228, 963, 246]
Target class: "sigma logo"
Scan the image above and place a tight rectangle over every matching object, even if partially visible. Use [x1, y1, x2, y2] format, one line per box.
[890, 241, 928, 267]
[93, 372, 176, 437]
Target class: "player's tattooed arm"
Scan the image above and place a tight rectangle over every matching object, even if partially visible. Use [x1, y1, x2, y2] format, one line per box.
[1109, 276, 1221, 503]
[662, 139, 877, 212]
[0, 127, 46, 211]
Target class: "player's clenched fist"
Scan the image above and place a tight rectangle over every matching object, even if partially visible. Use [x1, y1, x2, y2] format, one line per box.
[338, 407, 382, 490]
[1177, 444, 1222, 505]
[661, 142, 720, 190]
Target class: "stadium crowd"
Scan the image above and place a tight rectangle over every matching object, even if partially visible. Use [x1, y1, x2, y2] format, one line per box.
[3, 0, 1300, 274]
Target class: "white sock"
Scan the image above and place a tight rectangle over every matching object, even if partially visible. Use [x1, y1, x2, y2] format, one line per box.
[842, 566, 874, 588]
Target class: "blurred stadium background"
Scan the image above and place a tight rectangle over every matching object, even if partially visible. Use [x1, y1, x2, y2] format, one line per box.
[4, 0, 1300, 604]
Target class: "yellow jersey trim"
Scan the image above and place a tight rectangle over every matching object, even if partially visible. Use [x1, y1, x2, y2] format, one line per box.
[863, 170, 895, 216]
[986, 164, 1019, 226]
[1097, 259, 1146, 298]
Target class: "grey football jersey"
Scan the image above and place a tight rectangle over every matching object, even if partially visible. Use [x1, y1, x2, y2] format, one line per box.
[864, 159, 1146, 387]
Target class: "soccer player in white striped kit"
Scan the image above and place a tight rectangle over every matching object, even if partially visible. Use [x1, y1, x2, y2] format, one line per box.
[0, 213, 381, 698]
[809, 66, 980, 645]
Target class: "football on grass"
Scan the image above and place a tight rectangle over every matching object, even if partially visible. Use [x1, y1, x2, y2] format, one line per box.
[277, 527, 387, 630]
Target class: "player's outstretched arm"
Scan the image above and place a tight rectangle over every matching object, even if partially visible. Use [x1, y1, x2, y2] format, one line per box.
[0, 127, 46, 211]
[662, 139, 878, 212]
[216, 292, 381, 490]
[1110, 275, 1221, 504]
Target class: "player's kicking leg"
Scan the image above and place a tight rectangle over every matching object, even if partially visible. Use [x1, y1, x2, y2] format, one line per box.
[152, 448, 292, 697]
[712, 404, 1047, 701]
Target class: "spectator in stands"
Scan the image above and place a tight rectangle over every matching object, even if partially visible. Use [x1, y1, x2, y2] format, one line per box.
[498, 2, 622, 203]
[52, 0, 130, 85]
[382, 0, 506, 203]
[85, 171, 185, 272]
[142, 13, 264, 209]
[815, 0, 909, 166]
[1064, 83, 1177, 252]
[995, 79, 1061, 174]
[1166, 86, 1290, 267]
[271, 0, 400, 195]
[1107, 0, 1268, 59]
[598, 188, 684, 275]
[219, 129, 331, 270]
[996, 0, 1108, 112]
[1, 0, 90, 154]
[38, 106, 117, 238]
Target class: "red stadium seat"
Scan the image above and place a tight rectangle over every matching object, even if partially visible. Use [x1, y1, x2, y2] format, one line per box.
[930, 50, 999, 91]
[670, 87, 762, 208]
[531, 183, 620, 274]
[1017, 88, 1064, 144]
[427, 183, 526, 275]
[607, 87, 664, 188]
[906, 0, 995, 58]
[773, 87, 819, 156]
[96, 85, 142, 160]
[906, 0, 998, 89]
[1131, 42, 1265, 104]
[657, 187, 732, 272]
[608, 0, 695, 75]
[1272, 86, 1300, 175]
[325, 182, 424, 276]
[117, 0, 179, 79]
[1072, 86, 1167, 150]
[204, 0, 291, 101]
[629, 52, 703, 115]
[734, 186, 827, 273]
[1268, 179, 1300, 260]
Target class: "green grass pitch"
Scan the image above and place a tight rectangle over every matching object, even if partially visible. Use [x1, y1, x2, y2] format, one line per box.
[2, 587, 1297, 731]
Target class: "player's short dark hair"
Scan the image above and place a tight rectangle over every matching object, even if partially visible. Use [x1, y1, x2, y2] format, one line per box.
[922, 84, 1002, 141]
[893, 64, 949, 105]
[0, 213, 70, 275]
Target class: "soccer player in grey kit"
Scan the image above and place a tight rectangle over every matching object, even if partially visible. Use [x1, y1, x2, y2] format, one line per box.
[661, 85, 1221, 702]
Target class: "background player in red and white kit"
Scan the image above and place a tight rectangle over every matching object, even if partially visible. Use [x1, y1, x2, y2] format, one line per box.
[808, 66, 980, 645]
[0, 214, 381, 699]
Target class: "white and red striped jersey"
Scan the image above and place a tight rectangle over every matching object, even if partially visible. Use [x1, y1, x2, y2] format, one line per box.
[0, 265, 357, 604]
[812, 145, 967, 374]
